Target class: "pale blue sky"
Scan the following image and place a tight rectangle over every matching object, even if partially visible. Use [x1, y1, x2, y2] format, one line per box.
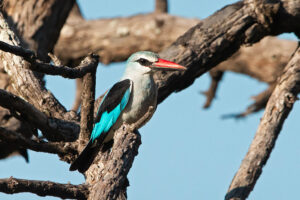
[0, 1, 299, 200]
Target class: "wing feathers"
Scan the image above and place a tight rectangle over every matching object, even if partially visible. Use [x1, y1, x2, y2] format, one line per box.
[91, 79, 132, 142]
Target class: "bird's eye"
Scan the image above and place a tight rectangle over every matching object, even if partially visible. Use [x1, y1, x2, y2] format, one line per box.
[136, 58, 152, 66]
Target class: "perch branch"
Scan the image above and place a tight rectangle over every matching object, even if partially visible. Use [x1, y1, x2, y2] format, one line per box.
[0, 177, 88, 200]
[87, 124, 141, 200]
[225, 45, 300, 200]
[155, 0, 300, 104]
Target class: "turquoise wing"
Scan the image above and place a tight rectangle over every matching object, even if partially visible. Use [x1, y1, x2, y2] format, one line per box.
[90, 79, 131, 143]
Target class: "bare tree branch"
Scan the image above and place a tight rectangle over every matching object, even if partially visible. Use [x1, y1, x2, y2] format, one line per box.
[0, 0, 76, 159]
[0, 12, 69, 120]
[225, 44, 300, 200]
[0, 89, 79, 141]
[86, 124, 141, 200]
[79, 66, 96, 142]
[3, 0, 75, 61]
[0, 41, 99, 79]
[155, 0, 168, 13]
[156, 0, 300, 104]
[0, 127, 77, 157]
[55, 11, 199, 64]
[0, 177, 88, 199]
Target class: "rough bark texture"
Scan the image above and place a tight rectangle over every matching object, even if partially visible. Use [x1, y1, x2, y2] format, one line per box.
[56, 3, 297, 117]
[3, 0, 75, 60]
[55, 10, 199, 64]
[204, 37, 296, 114]
[86, 125, 141, 200]
[156, 0, 300, 104]
[226, 45, 300, 200]
[79, 66, 96, 142]
[0, 13, 81, 142]
[1, 0, 300, 199]
[0, 177, 88, 199]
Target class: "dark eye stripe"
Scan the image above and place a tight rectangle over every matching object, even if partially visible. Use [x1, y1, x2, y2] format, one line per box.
[136, 58, 152, 66]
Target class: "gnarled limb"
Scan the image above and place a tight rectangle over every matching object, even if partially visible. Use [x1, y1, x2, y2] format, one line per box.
[0, 127, 77, 158]
[3, 0, 75, 61]
[55, 9, 199, 64]
[0, 89, 79, 141]
[86, 125, 141, 200]
[226, 44, 300, 200]
[0, 177, 88, 200]
[0, 0, 76, 159]
[0, 41, 99, 79]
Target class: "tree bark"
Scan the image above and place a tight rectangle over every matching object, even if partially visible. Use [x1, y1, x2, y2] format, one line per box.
[226, 44, 300, 200]
[55, 10, 198, 64]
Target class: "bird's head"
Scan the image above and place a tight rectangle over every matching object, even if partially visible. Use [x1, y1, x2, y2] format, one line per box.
[125, 51, 186, 75]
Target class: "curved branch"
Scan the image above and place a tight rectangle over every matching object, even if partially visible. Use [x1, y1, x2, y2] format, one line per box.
[0, 177, 88, 199]
[226, 44, 300, 200]
[55, 12, 199, 64]
[0, 89, 79, 141]
[155, 0, 300, 104]
[0, 41, 99, 79]
[0, 127, 77, 156]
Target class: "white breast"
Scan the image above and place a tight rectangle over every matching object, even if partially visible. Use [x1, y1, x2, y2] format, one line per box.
[121, 73, 157, 127]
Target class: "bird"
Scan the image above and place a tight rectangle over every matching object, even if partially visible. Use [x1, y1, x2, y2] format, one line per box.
[69, 51, 186, 172]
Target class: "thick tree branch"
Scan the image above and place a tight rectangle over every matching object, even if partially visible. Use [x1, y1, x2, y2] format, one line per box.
[155, 0, 300, 104]
[0, 0, 76, 159]
[0, 12, 70, 120]
[0, 177, 88, 200]
[3, 0, 75, 61]
[226, 44, 300, 200]
[86, 125, 141, 200]
[0, 41, 99, 78]
[55, 12, 199, 64]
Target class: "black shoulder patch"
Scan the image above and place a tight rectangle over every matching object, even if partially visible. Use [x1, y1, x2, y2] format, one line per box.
[94, 79, 131, 123]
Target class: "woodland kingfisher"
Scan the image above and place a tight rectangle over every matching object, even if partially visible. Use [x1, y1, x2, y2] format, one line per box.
[69, 51, 186, 172]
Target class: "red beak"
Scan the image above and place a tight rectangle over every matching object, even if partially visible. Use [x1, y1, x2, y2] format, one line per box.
[152, 58, 186, 71]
